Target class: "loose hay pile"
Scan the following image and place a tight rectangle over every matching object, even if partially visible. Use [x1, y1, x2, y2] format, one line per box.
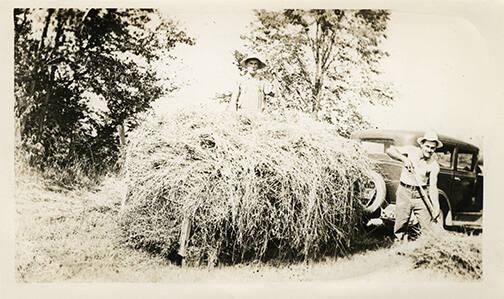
[119, 104, 373, 265]
[405, 232, 482, 280]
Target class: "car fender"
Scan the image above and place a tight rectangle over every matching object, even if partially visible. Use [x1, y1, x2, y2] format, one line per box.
[438, 190, 453, 226]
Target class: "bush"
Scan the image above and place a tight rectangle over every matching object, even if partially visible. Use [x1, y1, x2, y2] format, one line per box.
[15, 141, 116, 191]
[119, 104, 373, 265]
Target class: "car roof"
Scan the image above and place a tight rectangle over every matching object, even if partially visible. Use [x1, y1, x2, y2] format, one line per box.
[351, 129, 479, 152]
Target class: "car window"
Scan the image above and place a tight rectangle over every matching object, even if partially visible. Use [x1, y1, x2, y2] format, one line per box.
[436, 146, 454, 169]
[361, 141, 385, 154]
[457, 151, 475, 172]
[359, 139, 394, 154]
[477, 156, 483, 175]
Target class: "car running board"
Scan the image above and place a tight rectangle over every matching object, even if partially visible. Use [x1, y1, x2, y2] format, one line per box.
[451, 212, 482, 228]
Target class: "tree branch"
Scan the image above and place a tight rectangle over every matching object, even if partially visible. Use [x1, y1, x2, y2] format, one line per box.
[37, 9, 55, 55]
[321, 31, 337, 72]
[293, 52, 314, 87]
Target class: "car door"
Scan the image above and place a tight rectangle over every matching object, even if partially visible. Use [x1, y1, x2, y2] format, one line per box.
[475, 158, 483, 211]
[451, 146, 479, 215]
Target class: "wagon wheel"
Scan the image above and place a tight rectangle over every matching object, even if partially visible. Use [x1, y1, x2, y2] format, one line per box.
[355, 170, 387, 214]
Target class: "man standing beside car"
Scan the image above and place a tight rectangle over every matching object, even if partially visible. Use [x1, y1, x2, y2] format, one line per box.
[386, 131, 442, 241]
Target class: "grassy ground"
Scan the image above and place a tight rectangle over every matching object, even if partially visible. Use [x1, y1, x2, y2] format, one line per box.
[15, 171, 481, 282]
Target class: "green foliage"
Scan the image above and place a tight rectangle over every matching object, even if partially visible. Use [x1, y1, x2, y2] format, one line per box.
[239, 9, 394, 137]
[14, 9, 194, 183]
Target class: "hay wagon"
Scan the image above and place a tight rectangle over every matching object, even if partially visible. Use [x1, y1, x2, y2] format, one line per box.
[119, 108, 377, 265]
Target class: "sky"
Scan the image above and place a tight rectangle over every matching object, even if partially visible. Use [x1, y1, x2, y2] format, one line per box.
[156, 8, 498, 147]
[362, 11, 495, 146]
[157, 9, 254, 105]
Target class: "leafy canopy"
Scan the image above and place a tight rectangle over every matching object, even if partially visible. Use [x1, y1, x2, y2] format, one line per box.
[239, 9, 393, 137]
[14, 8, 193, 183]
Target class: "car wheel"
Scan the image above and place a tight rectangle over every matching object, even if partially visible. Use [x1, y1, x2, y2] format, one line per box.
[357, 170, 387, 214]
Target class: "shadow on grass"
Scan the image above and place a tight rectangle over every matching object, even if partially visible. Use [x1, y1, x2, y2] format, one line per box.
[349, 225, 395, 255]
[155, 224, 397, 268]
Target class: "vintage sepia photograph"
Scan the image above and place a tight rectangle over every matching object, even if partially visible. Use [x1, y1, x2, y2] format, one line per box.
[5, 1, 504, 298]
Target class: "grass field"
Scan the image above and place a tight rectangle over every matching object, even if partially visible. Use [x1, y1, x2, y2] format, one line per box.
[15, 170, 482, 282]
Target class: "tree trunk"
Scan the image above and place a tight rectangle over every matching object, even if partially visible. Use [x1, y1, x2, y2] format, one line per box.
[27, 9, 54, 104]
[39, 10, 66, 135]
[312, 79, 322, 119]
[37, 9, 55, 54]
[117, 124, 126, 147]
[311, 19, 325, 120]
[32, 9, 54, 138]
[311, 56, 324, 119]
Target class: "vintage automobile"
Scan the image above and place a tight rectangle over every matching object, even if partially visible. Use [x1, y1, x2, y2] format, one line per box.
[351, 129, 483, 231]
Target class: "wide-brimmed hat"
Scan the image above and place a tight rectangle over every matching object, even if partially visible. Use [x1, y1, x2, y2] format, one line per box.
[417, 131, 443, 148]
[241, 54, 266, 69]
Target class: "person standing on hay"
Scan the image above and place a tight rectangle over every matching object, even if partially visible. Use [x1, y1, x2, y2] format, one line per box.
[229, 53, 274, 113]
[386, 131, 442, 242]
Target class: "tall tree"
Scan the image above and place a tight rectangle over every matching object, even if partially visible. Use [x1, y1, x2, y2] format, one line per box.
[14, 9, 193, 179]
[240, 9, 393, 136]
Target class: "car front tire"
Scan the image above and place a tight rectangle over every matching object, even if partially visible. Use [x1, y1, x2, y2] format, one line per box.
[359, 170, 387, 214]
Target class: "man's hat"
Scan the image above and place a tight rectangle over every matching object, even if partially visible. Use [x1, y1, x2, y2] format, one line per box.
[241, 54, 266, 69]
[417, 131, 443, 148]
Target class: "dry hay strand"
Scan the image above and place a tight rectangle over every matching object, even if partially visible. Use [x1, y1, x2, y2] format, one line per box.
[404, 231, 482, 280]
[119, 104, 373, 265]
